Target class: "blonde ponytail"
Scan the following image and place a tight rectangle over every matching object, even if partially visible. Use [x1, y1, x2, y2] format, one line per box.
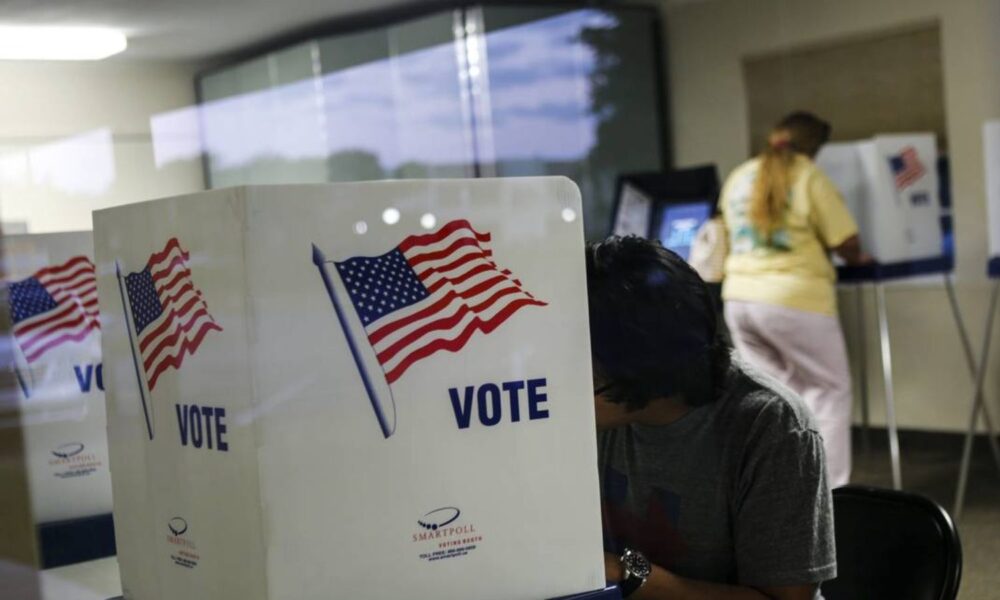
[748, 112, 832, 245]
[749, 130, 795, 244]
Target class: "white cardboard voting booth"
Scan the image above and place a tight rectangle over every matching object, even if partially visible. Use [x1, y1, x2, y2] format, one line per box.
[94, 178, 604, 600]
[816, 133, 942, 265]
[984, 121, 1000, 273]
[4, 231, 112, 523]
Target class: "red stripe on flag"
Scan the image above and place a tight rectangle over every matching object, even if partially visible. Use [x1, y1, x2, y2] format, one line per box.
[152, 255, 190, 285]
[375, 283, 536, 365]
[368, 291, 458, 345]
[23, 322, 100, 363]
[41, 264, 95, 287]
[32, 256, 93, 280]
[145, 319, 223, 390]
[407, 237, 493, 268]
[414, 249, 495, 280]
[155, 269, 194, 299]
[55, 283, 97, 298]
[368, 274, 523, 344]
[147, 238, 188, 267]
[424, 263, 500, 295]
[19, 311, 96, 356]
[139, 294, 203, 354]
[13, 301, 79, 336]
[142, 306, 215, 371]
[383, 297, 547, 383]
[397, 219, 490, 253]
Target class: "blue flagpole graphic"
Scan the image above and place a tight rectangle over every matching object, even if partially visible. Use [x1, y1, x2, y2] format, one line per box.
[12, 363, 30, 399]
[116, 259, 154, 440]
[6, 325, 34, 399]
[312, 244, 395, 438]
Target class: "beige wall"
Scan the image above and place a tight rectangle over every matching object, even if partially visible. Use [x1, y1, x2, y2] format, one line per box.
[0, 60, 203, 592]
[0, 60, 205, 233]
[664, 0, 1000, 431]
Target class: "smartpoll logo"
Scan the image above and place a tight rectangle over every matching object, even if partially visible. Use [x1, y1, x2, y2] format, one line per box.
[52, 442, 85, 459]
[48, 442, 102, 479]
[413, 506, 483, 563]
[166, 516, 200, 569]
[312, 219, 548, 439]
[167, 517, 188, 536]
[417, 507, 461, 531]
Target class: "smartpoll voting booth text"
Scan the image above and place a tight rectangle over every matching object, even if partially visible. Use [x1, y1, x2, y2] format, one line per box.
[610, 166, 720, 261]
[817, 133, 993, 492]
[93, 179, 606, 600]
[953, 120, 1000, 519]
[3, 232, 116, 567]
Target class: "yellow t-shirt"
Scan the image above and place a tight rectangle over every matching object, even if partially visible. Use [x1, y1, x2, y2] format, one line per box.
[720, 155, 858, 316]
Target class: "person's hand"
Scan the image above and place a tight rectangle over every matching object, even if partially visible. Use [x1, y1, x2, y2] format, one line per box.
[856, 252, 876, 265]
[604, 552, 624, 583]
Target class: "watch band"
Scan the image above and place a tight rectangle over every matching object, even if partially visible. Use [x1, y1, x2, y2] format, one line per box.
[619, 574, 643, 598]
[618, 548, 651, 598]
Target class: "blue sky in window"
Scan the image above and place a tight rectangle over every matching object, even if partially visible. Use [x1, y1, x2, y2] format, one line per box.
[190, 9, 618, 172]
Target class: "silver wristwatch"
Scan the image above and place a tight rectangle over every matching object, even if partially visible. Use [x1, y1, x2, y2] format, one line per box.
[619, 547, 651, 598]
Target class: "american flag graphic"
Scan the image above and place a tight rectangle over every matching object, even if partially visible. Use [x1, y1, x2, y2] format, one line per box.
[123, 238, 222, 391]
[8, 256, 99, 363]
[333, 219, 546, 384]
[889, 146, 926, 190]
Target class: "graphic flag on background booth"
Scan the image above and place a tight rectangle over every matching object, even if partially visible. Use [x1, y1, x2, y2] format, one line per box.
[120, 237, 222, 392]
[8, 255, 99, 364]
[889, 146, 926, 190]
[312, 219, 546, 437]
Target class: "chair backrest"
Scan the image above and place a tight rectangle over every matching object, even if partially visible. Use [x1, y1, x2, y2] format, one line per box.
[822, 485, 962, 600]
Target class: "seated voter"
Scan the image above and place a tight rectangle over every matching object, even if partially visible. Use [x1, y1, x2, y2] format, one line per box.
[586, 236, 835, 600]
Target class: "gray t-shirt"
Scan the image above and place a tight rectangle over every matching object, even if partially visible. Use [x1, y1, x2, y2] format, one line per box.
[598, 363, 836, 588]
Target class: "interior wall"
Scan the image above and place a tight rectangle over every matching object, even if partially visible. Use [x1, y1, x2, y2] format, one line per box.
[663, 0, 1000, 432]
[0, 60, 204, 588]
[743, 24, 946, 154]
[0, 60, 205, 233]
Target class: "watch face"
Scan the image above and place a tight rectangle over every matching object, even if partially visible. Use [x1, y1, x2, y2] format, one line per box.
[624, 550, 652, 578]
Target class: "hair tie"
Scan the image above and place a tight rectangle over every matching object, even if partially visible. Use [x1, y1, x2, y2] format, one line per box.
[768, 132, 792, 150]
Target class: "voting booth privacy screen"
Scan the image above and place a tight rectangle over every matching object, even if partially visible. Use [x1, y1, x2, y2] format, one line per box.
[985, 121, 1000, 276]
[4, 231, 113, 524]
[94, 178, 604, 600]
[816, 133, 943, 267]
[611, 167, 719, 260]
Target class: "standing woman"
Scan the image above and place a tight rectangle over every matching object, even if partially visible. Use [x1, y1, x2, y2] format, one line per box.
[720, 111, 871, 487]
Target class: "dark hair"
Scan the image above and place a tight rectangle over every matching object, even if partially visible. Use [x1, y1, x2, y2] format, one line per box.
[775, 111, 831, 157]
[586, 236, 730, 410]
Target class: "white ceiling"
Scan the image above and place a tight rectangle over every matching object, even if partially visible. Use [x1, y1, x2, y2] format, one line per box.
[0, 0, 441, 62]
[0, 0, 684, 64]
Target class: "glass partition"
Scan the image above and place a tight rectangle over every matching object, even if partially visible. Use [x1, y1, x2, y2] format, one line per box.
[197, 4, 666, 240]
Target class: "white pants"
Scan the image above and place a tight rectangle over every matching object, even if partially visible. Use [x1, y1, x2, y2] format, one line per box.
[725, 300, 853, 487]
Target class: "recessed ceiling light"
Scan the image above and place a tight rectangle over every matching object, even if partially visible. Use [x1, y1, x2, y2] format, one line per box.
[0, 26, 127, 61]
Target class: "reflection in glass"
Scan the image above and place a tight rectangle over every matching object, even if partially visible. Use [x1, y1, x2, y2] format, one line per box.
[482, 7, 663, 240]
[194, 5, 665, 240]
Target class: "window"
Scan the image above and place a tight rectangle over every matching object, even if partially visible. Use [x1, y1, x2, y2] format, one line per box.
[197, 4, 666, 240]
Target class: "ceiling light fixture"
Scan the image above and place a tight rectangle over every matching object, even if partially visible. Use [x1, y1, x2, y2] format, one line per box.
[0, 26, 127, 60]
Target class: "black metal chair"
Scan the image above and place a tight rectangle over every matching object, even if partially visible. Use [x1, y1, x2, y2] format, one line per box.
[822, 485, 962, 600]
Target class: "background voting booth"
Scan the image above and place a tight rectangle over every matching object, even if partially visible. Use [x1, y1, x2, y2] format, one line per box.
[953, 121, 1000, 519]
[3, 232, 116, 567]
[817, 133, 993, 493]
[610, 166, 721, 259]
[93, 178, 606, 600]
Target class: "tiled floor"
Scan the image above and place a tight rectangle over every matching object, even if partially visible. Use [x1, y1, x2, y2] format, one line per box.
[850, 428, 1000, 600]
